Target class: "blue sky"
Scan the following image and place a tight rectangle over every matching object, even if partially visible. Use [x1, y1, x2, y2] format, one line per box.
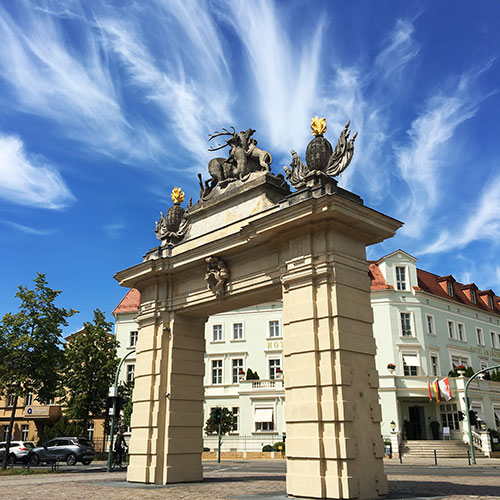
[1, 0, 500, 335]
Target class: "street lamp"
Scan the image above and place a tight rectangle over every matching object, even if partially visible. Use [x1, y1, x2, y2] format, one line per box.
[464, 364, 500, 465]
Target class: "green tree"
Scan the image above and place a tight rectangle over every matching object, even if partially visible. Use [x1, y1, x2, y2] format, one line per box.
[0, 273, 76, 469]
[204, 407, 234, 435]
[62, 309, 119, 434]
[119, 380, 134, 428]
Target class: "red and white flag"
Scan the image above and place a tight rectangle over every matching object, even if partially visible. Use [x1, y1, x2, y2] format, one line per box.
[438, 376, 452, 401]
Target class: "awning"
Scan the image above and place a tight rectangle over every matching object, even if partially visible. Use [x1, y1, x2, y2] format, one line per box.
[254, 408, 274, 423]
[403, 355, 420, 367]
[471, 405, 485, 421]
[493, 408, 500, 421]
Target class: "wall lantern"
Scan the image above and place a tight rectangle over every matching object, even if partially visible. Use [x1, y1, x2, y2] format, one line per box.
[390, 420, 396, 431]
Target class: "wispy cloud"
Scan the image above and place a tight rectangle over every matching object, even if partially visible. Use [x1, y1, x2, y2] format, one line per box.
[395, 74, 483, 238]
[102, 221, 126, 239]
[420, 173, 500, 254]
[2, 219, 54, 235]
[0, 134, 74, 209]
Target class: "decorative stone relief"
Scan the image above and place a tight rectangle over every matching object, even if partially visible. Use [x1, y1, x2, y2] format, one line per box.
[205, 256, 230, 297]
[154, 187, 191, 246]
[283, 116, 358, 189]
[198, 127, 272, 200]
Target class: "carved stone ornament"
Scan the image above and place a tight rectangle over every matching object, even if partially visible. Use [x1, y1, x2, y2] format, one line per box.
[198, 127, 272, 200]
[283, 117, 358, 189]
[205, 256, 230, 297]
[154, 187, 192, 246]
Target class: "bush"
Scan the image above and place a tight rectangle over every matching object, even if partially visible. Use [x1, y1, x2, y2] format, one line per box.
[262, 445, 273, 452]
[273, 441, 285, 452]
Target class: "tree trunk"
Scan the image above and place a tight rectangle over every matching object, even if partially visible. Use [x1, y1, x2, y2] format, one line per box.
[2, 395, 18, 470]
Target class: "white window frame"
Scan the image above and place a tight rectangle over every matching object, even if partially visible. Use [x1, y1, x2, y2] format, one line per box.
[488, 295, 494, 309]
[476, 328, 484, 346]
[126, 363, 135, 383]
[447, 282, 454, 297]
[212, 324, 224, 343]
[2, 426, 10, 441]
[429, 352, 440, 377]
[25, 392, 33, 407]
[471, 289, 477, 304]
[231, 407, 239, 433]
[87, 421, 94, 441]
[253, 405, 275, 433]
[447, 320, 456, 340]
[400, 312, 413, 337]
[231, 357, 244, 384]
[491, 331, 497, 349]
[426, 314, 435, 336]
[395, 266, 407, 291]
[268, 320, 281, 338]
[232, 322, 244, 341]
[268, 356, 282, 380]
[21, 424, 29, 441]
[401, 352, 420, 376]
[450, 354, 470, 370]
[479, 359, 488, 371]
[457, 323, 466, 342]
[129, 330, 138, 348]
[211, 358, 223, 385]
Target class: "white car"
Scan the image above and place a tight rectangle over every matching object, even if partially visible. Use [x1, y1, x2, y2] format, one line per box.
[0, 441, 35, 464]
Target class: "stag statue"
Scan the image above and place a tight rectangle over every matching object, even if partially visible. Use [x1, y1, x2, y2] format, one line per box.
[198, 127, 272, 200]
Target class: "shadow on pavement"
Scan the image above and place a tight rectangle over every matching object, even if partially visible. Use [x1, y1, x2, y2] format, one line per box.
[388, 479, 500, 498]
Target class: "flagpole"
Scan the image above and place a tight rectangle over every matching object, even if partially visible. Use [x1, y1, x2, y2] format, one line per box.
[463, 364, 500, 465]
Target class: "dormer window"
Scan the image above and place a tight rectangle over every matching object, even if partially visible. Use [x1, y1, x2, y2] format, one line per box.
[471, 289, 477, 304]
[395, 266, 407, 291]
[488, 295, 494, 309]
[447, 282, 454, 297]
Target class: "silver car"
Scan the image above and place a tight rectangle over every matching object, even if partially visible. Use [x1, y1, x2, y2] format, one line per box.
[27, 437, 95, 466]
[0, 441, 35, 464]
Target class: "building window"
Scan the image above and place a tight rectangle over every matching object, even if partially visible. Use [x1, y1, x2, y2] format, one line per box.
[25, 392, 33, 406]
[447, 282, 454, 297]
[254, 407, 274, 432]
[232, 358, 244, 384]
[440, 403, 459, 430]
[430, 354, 439, 377]
[2, 426, 10, 441]
[395, 266, 407, 291]
[400, 313, 412, 337]
[426, 315, 435, 335]
[457, 323, 466, 342]
[211, 359, 223, 385]
[47, 397, 55, 406]
[21, 424, 29, 441]
[471, 289, 477, 304]
[126, 364, 135, 383]
[494, 407, 500, 429]
[447, 321, 455, 339]
[269, 358, 282, 380]
[488, 295, 494, 309]
[480, 360, 488, 371]
[87, 422, 94, 441]
[232, 407, 239, 432]
[212, 324, 223, 342]
[491, 332, 497, 348]
[232, 323, 243, 341]
[129, 331, 138, 347]
[6, 394, 16, 407]
[402, 354, 419, 376]
[476, 328, 484, 346]
[451, 355, 469, 369]
[269, 320, 280, 338]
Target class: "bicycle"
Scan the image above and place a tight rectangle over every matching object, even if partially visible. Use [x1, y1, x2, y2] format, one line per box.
[111, 448, 129, 470]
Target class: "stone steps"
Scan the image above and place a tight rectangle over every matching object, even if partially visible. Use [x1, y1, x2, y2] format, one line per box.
[400, 440, 483, 458]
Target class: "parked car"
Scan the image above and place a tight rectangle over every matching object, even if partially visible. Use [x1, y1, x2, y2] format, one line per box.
[0, 441, 35, 464]
[27, 437, 95, 466]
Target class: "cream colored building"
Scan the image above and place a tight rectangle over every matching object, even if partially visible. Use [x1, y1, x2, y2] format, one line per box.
[113, 250, 500, 455]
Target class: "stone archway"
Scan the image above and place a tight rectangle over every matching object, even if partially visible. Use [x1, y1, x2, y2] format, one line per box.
[115, 123, 401, 499]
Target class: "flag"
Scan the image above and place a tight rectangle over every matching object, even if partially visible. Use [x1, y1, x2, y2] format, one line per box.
[438, 376, 452, 401]
[427, 377, 433, 400]
[432, 378, 440, 402]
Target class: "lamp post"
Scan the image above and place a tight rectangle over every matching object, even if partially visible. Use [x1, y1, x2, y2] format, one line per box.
[464, 364, 500, 465]
[107, 349, 135, 472]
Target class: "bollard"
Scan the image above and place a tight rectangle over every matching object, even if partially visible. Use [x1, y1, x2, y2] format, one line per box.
[399, 444, 403, 464]
[434, 449, 437, 466]
[467, 449, 471, 466]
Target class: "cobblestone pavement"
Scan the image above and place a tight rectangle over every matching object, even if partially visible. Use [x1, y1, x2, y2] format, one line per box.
[0, 461, 499, 500]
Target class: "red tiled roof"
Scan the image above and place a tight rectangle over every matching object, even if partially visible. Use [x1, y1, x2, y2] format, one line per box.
[368, 263, 393, 290]
[113, 288, 141, 315]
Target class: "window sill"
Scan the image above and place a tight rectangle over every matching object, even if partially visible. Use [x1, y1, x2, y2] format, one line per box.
[210, 340, 225, 344]
[266, 337, 283, 341]
[252, 431, 279, 435]
[230, 339, 246, 343]
[399, 335, 416, 339]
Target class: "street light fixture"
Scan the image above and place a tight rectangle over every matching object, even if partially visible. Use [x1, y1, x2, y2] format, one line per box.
[390, 420, 396, 432]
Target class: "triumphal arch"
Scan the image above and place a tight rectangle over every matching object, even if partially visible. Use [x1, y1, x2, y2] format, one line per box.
[115, 118, 401, 499]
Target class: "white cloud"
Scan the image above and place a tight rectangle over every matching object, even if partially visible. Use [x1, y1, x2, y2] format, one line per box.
[420, 173, 500, 254]
[395, 75, 482, 238]
[2, 220, 54, 235]
[0, 134, 74, 209]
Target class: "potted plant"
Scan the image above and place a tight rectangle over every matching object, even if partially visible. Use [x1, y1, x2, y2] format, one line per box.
[275, 368, 283, 379]
[238, 369, 246, 382]
[387, 363, 396, 374]
[430, 420, 440, 439]
[456, 365, 466, 376]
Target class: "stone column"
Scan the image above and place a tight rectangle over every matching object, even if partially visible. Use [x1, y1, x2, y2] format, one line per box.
[127, 310, 206, 484]
[282, 229, 387, 500]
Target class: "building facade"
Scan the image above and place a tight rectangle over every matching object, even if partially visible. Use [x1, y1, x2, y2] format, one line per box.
[113, 251, 500, 452]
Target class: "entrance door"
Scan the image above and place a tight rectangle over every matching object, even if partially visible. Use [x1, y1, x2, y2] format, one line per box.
[407, 406, 426, 440]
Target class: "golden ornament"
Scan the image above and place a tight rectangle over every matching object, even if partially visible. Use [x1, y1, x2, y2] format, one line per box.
[171, 187, 185, 204]
[310, 116, 327, 136]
